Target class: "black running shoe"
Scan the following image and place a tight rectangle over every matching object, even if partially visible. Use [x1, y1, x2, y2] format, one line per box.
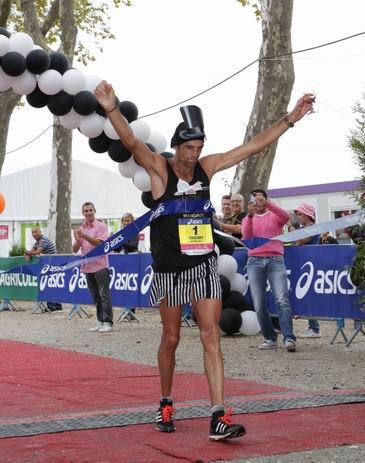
[209, 408, 246, 441]
[155, 400, 176, 433]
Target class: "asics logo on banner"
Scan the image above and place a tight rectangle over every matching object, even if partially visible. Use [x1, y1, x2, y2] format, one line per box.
[39, 272, 65, 291]
[109, 266, 138, 291]
[150, 204, 165, 221]
[68, 267, 88, 292]
[104, 241, 110, 253]
[141, 265, 154, 294]
[41, 265, 50, 274]
[296, 262, 314, 299]
[295, 261, 356, 299]
[204, 200, 212, 211]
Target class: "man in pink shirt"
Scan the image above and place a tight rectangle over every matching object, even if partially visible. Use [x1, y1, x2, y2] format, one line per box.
[241, 189, 296, 352]
[72, 202, 113, 333]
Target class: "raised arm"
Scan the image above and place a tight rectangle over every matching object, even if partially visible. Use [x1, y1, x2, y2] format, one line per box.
[94, 81, 164, 175]
[200, 94, 315, 178]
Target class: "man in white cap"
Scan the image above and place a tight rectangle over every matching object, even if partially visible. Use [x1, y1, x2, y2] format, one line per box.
[294, 203, 321, 337]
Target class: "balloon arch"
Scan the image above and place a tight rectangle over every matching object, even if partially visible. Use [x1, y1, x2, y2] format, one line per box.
[0, 28, 174, 209]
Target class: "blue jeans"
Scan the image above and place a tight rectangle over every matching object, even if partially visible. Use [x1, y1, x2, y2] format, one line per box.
[308, 319, 320, 333]
[247, 256, 295, 342]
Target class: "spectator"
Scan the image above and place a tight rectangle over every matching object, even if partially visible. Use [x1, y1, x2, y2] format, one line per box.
[72, 202, 113, 333]
[24, 227, 62, 312]
[114, 213, 139, 254]
[242, 189, 296, 352]
[219, 193, 246, 241]
[319, 232, 338, 245]
[216, 194, 232, 224]
[294, 203, 321, 338]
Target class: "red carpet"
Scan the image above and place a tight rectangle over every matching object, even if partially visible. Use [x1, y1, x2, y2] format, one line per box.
[0, 340, 364, 463]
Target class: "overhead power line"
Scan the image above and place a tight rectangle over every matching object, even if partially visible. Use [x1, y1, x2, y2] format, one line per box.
[5, 31, 365, 154]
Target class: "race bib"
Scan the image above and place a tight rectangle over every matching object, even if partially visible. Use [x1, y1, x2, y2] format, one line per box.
[178, 216, 214, 256]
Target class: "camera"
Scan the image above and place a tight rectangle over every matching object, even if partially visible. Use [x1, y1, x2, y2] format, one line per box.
[249, 194, 256, 205]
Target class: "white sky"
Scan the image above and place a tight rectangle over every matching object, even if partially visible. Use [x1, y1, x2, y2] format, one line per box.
[2, 0, 365, 211]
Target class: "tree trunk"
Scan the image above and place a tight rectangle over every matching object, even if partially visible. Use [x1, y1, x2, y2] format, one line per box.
[48, 0, 77, 253]
[231, 0, 294, 197]
[48, 120, 73, 253]
[0, 91, 22, 175]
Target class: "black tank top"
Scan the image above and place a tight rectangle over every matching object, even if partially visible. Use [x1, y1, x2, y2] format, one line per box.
[150, 161, 214, 272]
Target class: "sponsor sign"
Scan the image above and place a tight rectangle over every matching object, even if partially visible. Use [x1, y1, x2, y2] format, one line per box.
[0, 257, 38, 300]
[2, 247, 361, 319]
[0, 225, 8, 240]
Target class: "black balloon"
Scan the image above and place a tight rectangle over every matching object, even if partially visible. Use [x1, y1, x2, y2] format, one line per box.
[1, 51, 26, 76]
[222, 291, 247, 312]
[215, 233, 235, 256]
[119, 100, 138, 122]
[219, 308, 242, 335]
[49, 51, 69, 74]
[108, 140, 132, 163]
[73, 91, 98, 116]
[146, 142, 156, 152]
[141, 191, 155, 209]
[219, 274, 231, 299]
[47, 90, 73, 116]
[26, 49, 51, 74]
[89, 132, 112, 153]
[26, 85, 49, 108]
[0, 28, 10, 38]
[160, 151, 174, 159]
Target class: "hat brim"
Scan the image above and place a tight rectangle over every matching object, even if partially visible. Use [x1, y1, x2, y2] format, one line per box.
[179, 129, 205, 140]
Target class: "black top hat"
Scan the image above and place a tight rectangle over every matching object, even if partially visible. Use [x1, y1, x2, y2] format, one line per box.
[179, 105, 205, 140]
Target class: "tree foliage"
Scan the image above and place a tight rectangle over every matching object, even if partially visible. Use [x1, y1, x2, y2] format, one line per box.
[348, 93, 365, 295]
[8, 0, 130, 63]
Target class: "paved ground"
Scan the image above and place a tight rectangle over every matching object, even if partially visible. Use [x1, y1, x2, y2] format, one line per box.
[0, 303, 364, 462]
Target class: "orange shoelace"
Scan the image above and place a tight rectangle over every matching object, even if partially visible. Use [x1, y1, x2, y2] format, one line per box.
[218, 408, 234, 426]
[162, 405, 175, 422]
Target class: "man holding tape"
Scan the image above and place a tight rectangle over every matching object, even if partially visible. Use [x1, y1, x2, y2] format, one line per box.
[95, 81, 314, 441]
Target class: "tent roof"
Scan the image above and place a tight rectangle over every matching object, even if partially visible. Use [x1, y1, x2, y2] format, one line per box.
[0, 160, 147, 221]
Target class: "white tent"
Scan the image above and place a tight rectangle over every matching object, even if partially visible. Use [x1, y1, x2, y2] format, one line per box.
[0, 160, 147, 220]
[0, 160, 149, 256]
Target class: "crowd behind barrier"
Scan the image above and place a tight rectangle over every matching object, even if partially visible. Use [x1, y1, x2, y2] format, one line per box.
[0, 246, 364, 321]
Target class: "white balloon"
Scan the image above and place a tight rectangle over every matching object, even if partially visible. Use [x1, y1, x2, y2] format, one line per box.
[0, 67, 13, 92]
[0, 35, 10, 57]
[230, 273, 248, 294]
[147, 131, 167, 153]
[9, 32, 34, 57]
[104, 118, 119, 140]
[62, 69, 86, 95]
[118, 156, 140, 178]
[79, 113, 104, 138]
[133, 168, 151, 192]
[130, 119, 151, 142]
[12, 70, 37, 95]
[38, 69, 63, 95]
[59, 108, 83, 130]
[84, 74, 103, 92]
[240, 311, 261, 336]
[217, 254, 238, 279]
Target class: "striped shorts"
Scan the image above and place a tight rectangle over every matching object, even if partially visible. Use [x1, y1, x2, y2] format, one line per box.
[149, 255, 222, 307]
